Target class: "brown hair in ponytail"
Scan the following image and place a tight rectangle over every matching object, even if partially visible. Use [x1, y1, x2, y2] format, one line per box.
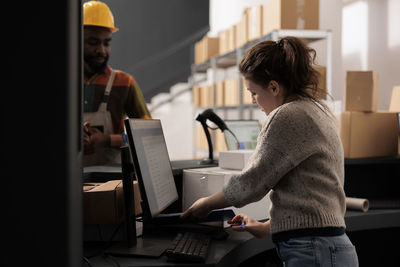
[239, 36, 323, 103]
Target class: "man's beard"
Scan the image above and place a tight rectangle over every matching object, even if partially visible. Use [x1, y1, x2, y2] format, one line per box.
[84, 55, 109, 75]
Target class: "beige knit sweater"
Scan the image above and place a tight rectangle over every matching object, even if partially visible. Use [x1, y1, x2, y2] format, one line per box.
[222, 99, 346, 234]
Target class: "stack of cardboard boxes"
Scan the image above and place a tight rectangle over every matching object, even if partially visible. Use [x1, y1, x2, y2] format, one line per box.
[340, 71, 398, 158]
[217, 0, 320, 57]
[193, 0, 320, 109]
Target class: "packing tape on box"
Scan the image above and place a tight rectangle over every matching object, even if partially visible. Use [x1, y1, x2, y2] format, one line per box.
[346, 197, 369, 212]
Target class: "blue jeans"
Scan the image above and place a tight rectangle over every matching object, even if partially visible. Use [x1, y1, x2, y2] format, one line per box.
[275, 234, 359, 267]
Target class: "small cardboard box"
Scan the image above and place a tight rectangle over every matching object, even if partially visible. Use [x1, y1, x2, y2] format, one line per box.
[224, 79, 239, 106]
[246, 5, 263, 42]
[218, 28, 229, 55]
[203, 36, 219, 62]
[192, 85, 201, 107]
[194, 36, 219, 64]
[340, 111, 398, 158]
[215, 130, 228, 152]
[314, 65, 327, 99]
[389, 86, 400, 112]
[228, 25, 237, 52]
[183, 167, 271, 221]
[200, 85, 213, 107]
[215, 81, 225, 106]
[83, 180, 142, 224]
[194, 40, 203, 65]
[219, 150, 254, 170]
[346, 71, 378, 112]
[236, 10, 249, 49]
[262, 0, 319, 36]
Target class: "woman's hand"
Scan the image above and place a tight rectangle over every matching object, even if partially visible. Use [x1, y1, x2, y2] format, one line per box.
[180, 197, 212, 220]
[228, 214, 270, 238]
[181, 191, 230, 220]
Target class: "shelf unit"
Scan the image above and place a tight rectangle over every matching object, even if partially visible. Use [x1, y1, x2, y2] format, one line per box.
[190, 29, 333, 158]
[191, 29, 333, 119]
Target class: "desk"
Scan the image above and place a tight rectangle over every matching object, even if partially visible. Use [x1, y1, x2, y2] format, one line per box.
[83, 209, 400, 267]
[83, 159, 218, 182]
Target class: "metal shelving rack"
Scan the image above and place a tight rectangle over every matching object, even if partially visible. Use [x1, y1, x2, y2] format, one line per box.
[191, 29, 333, 118]
[190, 29, 333, 158]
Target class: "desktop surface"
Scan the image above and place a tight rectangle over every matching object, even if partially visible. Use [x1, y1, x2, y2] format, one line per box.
[83, 209, 400, 267]
[84, 226, 272, 267]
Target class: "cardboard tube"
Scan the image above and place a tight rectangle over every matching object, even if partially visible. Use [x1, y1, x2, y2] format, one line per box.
[346, 197, 369, 212]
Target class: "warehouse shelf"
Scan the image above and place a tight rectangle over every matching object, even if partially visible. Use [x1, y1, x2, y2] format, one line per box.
[190, 29, 333, 158]
[191, 29, 333, 114]
[193, 29, 332, 81]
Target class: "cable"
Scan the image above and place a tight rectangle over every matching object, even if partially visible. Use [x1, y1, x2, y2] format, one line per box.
[82, 256, 93, 267]
[225, 128, 240, 149]
[103, 254, 122, 267]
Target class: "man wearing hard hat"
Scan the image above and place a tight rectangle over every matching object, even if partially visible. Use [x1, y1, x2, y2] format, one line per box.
[83, 1, 151, 166]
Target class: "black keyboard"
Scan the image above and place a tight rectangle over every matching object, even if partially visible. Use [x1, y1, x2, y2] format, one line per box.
[165, 232, 211, 262]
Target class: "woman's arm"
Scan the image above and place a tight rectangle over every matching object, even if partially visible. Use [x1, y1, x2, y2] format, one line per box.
[181, 190, 230, 219]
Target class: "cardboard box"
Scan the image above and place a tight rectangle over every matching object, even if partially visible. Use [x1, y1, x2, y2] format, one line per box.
[228, 25, 237, 52]
[340, 111, 398, 158]
[346, 71, 378, 112]
[83, 180, 142, 224]
[194, 36, 219, 64]
[194, 40, 203, 65]
[262, 0, 319, 35]
[192, 85, 201, 107]
[314, 65, 327, 99]
[236, 10, 249, 48]
[389, 86, 400, 112]
[224, 79, 239, 106]
[200, 85, 214, 107]
[219, 150, 254, 170]
[218, 28, 229, 55]
[215, 81, 225, 106]
[246, 5, 263, 42]
[183, 167, 271, 221]
[215, 130, 228, 152]
[203, 36, 219, 62]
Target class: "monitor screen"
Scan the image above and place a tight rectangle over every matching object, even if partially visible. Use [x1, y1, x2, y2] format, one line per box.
[124, 119, 178, 218]
[224, 120, 261, 150]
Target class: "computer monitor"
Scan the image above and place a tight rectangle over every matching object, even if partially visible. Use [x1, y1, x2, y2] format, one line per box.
[104, 119, 180, 257]
[107, 118, 234, 258]
[124, 118, 234, 225]
[124, 119, 179, 219]
[224, 120, 261, 150]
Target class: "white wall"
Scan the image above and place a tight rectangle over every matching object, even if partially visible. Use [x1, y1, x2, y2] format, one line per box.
[150, 84, 195, 160]
[342, 0, 400, 109]
[209, 0, 400, 110]
[209, 0, 267, 36]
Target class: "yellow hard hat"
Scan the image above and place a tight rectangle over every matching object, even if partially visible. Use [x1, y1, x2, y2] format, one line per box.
[83, 1, 119, 32]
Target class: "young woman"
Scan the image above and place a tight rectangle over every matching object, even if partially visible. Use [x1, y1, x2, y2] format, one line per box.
[181, 37, 359, 267]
